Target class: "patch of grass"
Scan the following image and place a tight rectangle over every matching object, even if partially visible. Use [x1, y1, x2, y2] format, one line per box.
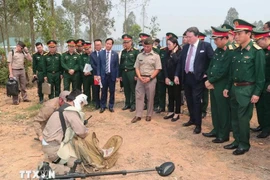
[14, 114, 27, 121]
[26, 104, 42, 111]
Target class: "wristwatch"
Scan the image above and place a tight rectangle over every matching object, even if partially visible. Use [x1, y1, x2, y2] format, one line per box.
[149, 76, 153, 81]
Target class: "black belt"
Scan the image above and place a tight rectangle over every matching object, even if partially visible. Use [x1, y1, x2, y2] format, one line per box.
[12, 68, 23, 70]
[124, 69, 134, 72]
[48, 71, 59, 73]
[106, 72, 111, 75]
[234, 82, 255, 86]
[141, 75, 151, 77]
[185, 71, 194, 74]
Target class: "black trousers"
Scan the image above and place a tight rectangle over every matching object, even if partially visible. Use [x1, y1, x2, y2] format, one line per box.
[167, 84, 181, 114]
[184, 73, 205, 126]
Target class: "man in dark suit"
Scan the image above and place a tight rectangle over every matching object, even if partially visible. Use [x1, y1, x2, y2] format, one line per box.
[97, 38, 119, 113]
[174, 27, 214, 134]
[90, 39, 103, 109]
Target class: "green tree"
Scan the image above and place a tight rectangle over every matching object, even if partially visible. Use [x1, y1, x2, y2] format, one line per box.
[128, 24, 142, 44]
[253, 20, 264, 30]
[224, 7, 239, 26]
[146, 16, 160, 38]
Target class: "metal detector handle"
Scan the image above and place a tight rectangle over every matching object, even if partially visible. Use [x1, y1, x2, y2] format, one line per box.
[69, 159, 82, 173]
[84, 115, 92, 125]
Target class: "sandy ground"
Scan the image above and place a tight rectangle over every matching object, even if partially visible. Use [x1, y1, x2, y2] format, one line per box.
[0, 83, 270, 180]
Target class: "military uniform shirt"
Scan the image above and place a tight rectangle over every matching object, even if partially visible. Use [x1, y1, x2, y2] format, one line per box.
[61, 52, 80, 72]
[80, 53, 92, 72]
[207, 42, 234, 83]
[134, 50, 162, 75]
[43, 52, 62, 77]
[229, 41, 265, 96]
[32, 51, 47, 74]
[119, 48, 139, 76]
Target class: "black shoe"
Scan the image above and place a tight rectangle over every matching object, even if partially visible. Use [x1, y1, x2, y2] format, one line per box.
[143, 105, 147, 110]
[100, 108, 105, 113]
[257, 131, 270, 138]
[122, 106, 130, 110]
[23, 99, 31, 102]
[154, 107, 159, 112]
[163, 113, 174, 120]
[202, 132, 216, 138]
[109, 108, 114, 112]
[193, 126, 201, 134]
[156, 108, 165, 113]
[212, 138, 229, 143]
[130, 107, 135, 112]
[183, 120, 195, 127]
[171, 115, 180, 122]
[233, 148, 249, 155]
[250, 126, 262, 132]
[224, 143, 238, 150]
[202, 112, 207, 118]
[95, 105, 100, 110]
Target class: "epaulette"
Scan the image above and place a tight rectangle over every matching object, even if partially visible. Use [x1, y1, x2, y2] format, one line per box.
[75, 52, 80, 55]
[160, 47, 167, 50]
[133, 47, 138, 50]
[56, 52, 61, 55]
[228, 44, 234, 50]
[43, 52, 49, 56]
[33, 52, 37, 55]
[253, 43, 262, 50]
[234, 43, 239, 48]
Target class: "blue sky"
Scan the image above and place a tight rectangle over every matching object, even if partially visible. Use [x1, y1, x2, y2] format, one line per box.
[56, 0, 270, 39]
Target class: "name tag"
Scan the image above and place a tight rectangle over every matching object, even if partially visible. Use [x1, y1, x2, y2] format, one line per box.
[200, 50, 204, 53]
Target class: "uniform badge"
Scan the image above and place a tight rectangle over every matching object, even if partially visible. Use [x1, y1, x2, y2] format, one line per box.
[246, 45, 250, 51]
[37, 57, 40, 59]
[65, 56, 68, 60]
[223, 46, 227, 51]
[234, 21, 239, 27]
[55, 57, 58, 59]
[244, 56, 250, 59]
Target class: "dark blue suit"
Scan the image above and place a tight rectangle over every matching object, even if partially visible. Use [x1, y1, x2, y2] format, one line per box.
[90, 51, 101, 107]
[175, 40, 214, 127]
[97, 50, 119, 108]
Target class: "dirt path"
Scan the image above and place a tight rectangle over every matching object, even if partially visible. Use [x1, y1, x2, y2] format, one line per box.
[0, 85, 269, 180]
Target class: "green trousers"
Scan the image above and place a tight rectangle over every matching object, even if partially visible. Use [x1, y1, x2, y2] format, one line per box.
[77, 71, 83, 91]
[63, 72, 79, 91]
[47, 72, 61, 99]
[230, 85, 254, 150]
[122, 70, 136, 108]
[256, 91, 270, 133]
[83, 74, 94, 103]
[202, 88, 209, 113]
[37, 72, 44, 101]
[209, 79, 230, 139]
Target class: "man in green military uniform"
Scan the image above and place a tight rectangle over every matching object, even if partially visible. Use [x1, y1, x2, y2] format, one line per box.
[76, 39, 85, 91]
[80, 42, 93, 104]
[252, 30, 270, 138]
[222, 24, 236, 44]
[119, 34, 139, 112]
[43, 40, 63, 99]
[139, 33, 161, 110]
[203, 27, 233, 143]
[223, 19, 265, 155]
[32, 42, 47, 103]
[61, 39, 81, 91]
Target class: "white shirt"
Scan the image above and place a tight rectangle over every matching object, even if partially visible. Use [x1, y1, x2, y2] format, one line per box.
[186, 39, 199, 72]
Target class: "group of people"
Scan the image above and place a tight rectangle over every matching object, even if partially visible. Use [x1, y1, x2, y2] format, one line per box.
[8, 19, 270, 157]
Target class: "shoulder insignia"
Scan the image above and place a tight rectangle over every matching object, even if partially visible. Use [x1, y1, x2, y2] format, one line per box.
[253, 43, 262, 50]
[234, 43, 239, 48]
[133, 47, 138, 50]
[56, 52, 62, 55]
[75, 52, 80, 55]
[228, 45, 234, 50]
[43, 52, 49, 56]
[33, 52, 37, 55]
[160, 47, 167, 50]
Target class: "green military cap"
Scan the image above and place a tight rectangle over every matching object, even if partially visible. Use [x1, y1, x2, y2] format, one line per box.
[75, 39, 85, 46]
[222, 24, 234, 31]
[211, 26, 230, 39]
[66, 39, 76, 46]
[122, 34, 133, 42]
[198, 32, 206, 40]
[47, 40, 57, 47]
[143, 37, 154, 45]
[233, 19, 256, 32]
[253, 30, 270, 41]
[166, 32, 178, 39]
